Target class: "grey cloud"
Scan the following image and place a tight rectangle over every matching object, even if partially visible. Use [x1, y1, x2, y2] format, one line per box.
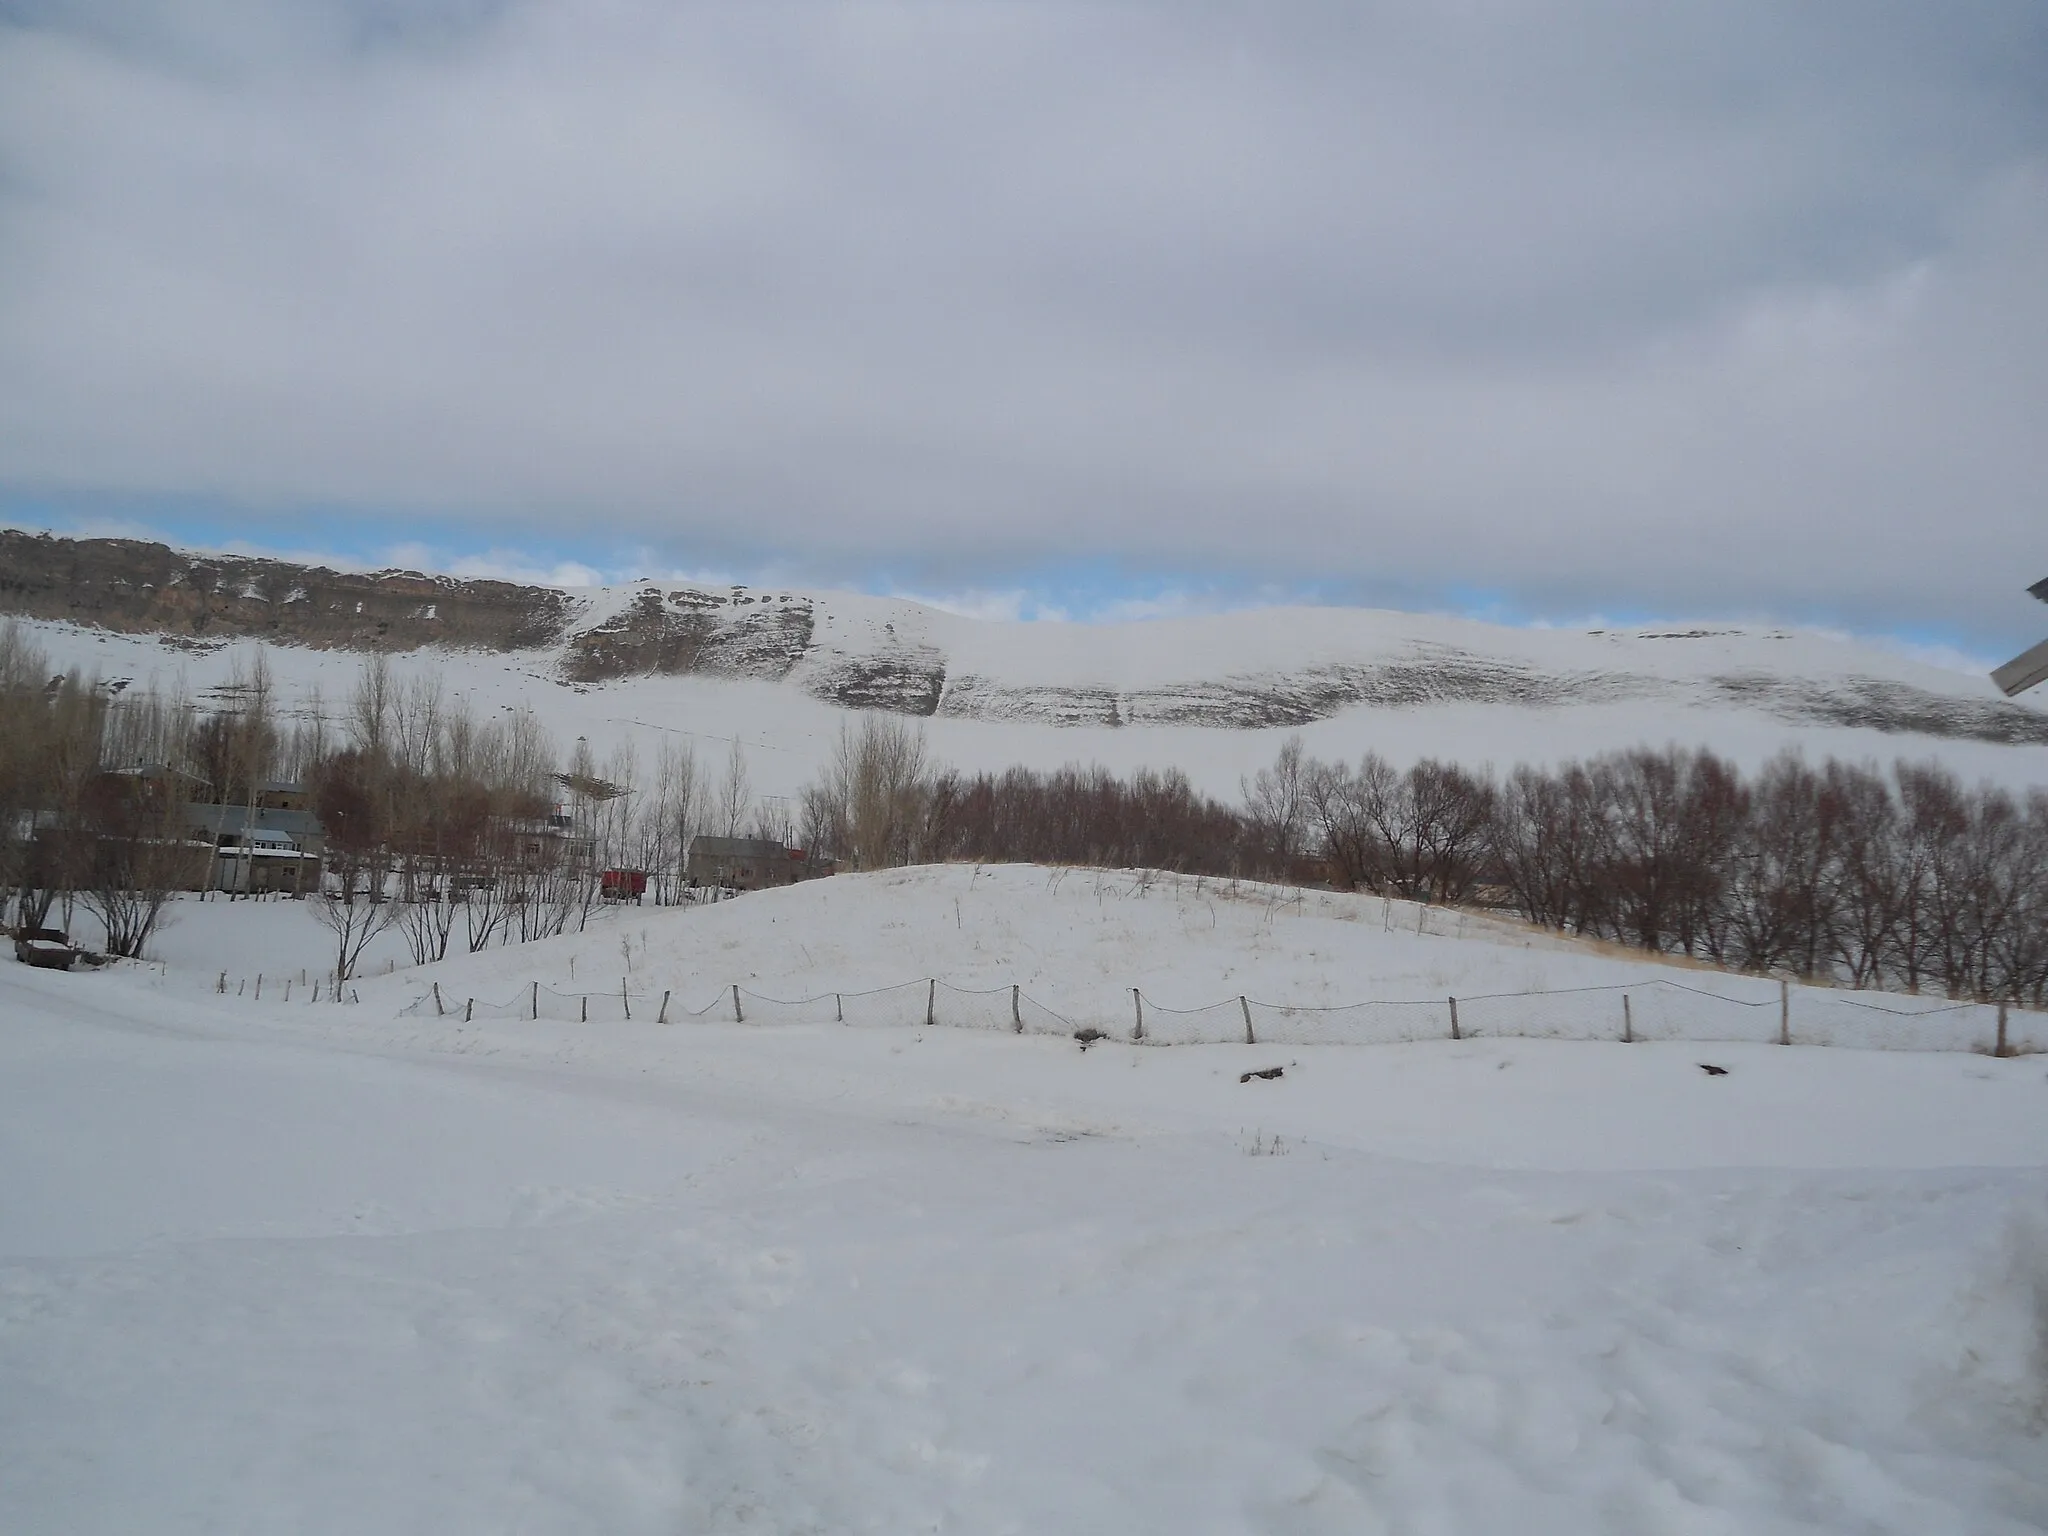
[0, 1, 2044, 644]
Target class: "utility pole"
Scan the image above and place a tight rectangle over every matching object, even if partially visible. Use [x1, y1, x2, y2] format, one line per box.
[1990, 578, 2048, 698]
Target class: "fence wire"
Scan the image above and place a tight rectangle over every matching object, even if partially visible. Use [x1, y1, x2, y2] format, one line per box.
[740, 980, 925, 1028]
[1137, 996, 1253, 1047]
[398, 971, 2040, 1054]
[1246, 997, 1453, 1047]
[931, 981, 1024, 1034]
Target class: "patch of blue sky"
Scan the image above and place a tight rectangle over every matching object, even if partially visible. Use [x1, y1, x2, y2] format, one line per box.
[856, 557, 1348, 625]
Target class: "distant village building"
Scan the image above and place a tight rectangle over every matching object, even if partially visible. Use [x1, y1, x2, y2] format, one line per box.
[499, 804, 594, 871]
[253, 780, 313, 814]
[686, 835, 826, 892]
[105, 763, 211, 797]
[31, 763, 219, 894]
[183, 782, 325, 894]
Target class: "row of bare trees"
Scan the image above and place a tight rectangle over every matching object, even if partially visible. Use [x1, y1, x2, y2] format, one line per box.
[794, 718, 2047, 1005]
[1252, 739, 2048, 1005]
[795, 716, 1251, 877]
[1, 633, 773, 976]
[3, 618, 369, 950]
[305, 657, 775, 979]
[1, 624, 299, 958]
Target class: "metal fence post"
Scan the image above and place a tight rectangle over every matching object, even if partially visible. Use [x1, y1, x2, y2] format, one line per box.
[1240, 995, 1255, 1045]
[1449, 995, 1460, 1040]
[1011, 984, 1021, 1033]
[658, 989, 670, 1024]
[1997, 999, 2010, 1058]
[532, 980, 539, 1020]
[432, 982, 443, 1016]
[1622, 994, 1633, 1043]
[926, 978, 936, 1027]
[622, 978, 630, 1022]
[1132, 988, 1144, 1041]
[465, 997, 474, 1023]
[733, 984, 744, 1023]
[1779, 979, 1790, 1046]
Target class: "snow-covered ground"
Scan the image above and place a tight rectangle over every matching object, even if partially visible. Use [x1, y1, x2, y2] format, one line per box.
[6, 871, 2047, 1531]
[123, 865, 2045, 1055]
[60, 890, 414, 994]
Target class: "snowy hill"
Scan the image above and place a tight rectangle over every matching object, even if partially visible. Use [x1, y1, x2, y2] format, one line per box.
[9, 532, 2047, 801]
[99, 862, 2048, 1063]
[335, 864, 2033, 1055]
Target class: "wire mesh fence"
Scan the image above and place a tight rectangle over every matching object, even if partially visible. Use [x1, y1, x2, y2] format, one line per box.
[1249, 997, 1457, 1047]
[403, 979, 686, 1023]
[1136, 995, 1254, 1047]
[396, 971, 2043, 1055]
[210, 968, 362, 1006]
[1796, 992, 2031, 1054]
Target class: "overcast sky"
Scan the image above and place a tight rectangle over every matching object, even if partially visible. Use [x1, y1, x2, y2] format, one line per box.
[2, 1, 2044, 648]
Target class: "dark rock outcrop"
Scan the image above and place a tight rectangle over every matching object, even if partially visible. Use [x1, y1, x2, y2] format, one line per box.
[0, 530, 571, 651]
[939, 651, 1649, 730]
[561, 587, 815, 684]
[803, 647, 948, 716]
[1709, 673, 2048, 746]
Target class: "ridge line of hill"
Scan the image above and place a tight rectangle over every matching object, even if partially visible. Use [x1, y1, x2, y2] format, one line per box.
[5, 529, 2045, 744]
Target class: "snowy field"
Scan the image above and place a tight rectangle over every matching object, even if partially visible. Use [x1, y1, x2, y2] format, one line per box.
[61, 889, 415, 994]
[6, 871, 2048, 1532]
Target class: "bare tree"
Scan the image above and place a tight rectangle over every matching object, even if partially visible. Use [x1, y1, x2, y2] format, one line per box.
[390, 671, 444, 784]
[1724, 753, 1843, 976]
[19, 671, 107, 934]
[349, 652, 394, 759]
[1827, 761, 1903, 989]
[309, 749, 404, 984]
[803, 714, 935, 870]
[1303, 754, 1370, 890]
[716, 737, 752, 839]
[650, 739, 702, 901]
[278, 682, 329, 784]
[1490, 762, 1605, 932]
[1242, 734, 1310, 869]
[0, 622, 53, 924]
[77, 745, 195, 959]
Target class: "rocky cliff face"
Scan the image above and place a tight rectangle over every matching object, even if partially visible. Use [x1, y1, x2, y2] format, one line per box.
[560, 587, 815, 684]
[0, 531, 572, 652]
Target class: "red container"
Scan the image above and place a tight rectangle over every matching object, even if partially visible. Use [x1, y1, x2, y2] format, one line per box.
[599, 869, 648, 901]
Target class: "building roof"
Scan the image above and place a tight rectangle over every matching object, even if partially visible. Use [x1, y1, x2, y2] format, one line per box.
[106, 762, 209, 785]
[688, 835, 795, 858]
[184, 803, 323, 840]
